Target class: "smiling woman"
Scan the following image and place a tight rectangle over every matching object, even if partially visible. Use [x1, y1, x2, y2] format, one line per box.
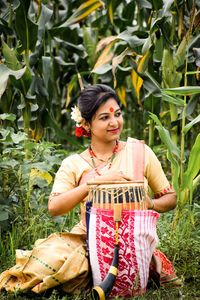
[0, 84, 181, 298]
[83, 98, 123, 147]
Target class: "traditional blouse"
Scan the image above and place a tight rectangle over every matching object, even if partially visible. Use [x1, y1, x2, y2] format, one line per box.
[49, 138, 174, 228]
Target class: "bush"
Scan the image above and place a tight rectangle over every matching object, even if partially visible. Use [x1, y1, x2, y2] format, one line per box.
[0, 128, 82, 270]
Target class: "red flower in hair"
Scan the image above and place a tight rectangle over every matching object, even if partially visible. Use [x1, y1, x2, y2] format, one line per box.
[75, 126, 91, 137]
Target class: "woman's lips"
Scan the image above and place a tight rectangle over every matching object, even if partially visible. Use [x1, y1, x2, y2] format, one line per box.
[108, 128, 119, 133]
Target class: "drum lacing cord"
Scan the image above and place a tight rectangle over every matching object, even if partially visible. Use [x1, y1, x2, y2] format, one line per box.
[115, 221, 119, 244]
[114, 203, 122, 245]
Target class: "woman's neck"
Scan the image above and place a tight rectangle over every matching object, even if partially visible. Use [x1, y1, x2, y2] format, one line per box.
[90, 139, 118, 158]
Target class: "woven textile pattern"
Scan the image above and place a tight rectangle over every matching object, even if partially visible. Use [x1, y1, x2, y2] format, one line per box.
[88, 208, 159, 297]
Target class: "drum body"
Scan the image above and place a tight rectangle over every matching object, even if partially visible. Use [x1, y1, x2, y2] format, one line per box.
[89, 181, 147, 210]
[87, 182, 160, 297]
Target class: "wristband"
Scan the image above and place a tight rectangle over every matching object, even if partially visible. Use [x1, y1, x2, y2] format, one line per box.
[150, 198, 155, 210]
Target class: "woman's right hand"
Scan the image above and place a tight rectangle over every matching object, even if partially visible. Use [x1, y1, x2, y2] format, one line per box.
[88, 171, 133, 183]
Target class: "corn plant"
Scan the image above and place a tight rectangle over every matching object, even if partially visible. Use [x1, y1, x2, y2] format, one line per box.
[150, 85, 200, 223]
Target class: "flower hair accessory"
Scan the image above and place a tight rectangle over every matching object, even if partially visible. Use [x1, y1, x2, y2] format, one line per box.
[71, 106, 82, 126]
[71, 106, 90, 137]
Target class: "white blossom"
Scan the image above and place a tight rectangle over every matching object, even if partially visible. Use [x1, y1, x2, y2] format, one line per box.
[71, 106, 82, 126]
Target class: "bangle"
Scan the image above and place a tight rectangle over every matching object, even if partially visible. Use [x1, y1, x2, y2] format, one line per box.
[150, 198, 155, 210]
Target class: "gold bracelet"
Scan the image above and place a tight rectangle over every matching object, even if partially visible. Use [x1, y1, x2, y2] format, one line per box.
[150, 198, 155, 210]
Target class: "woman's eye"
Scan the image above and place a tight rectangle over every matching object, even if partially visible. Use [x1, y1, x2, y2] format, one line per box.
[100, 116, 108, 120]
[115, 112, 121, 117]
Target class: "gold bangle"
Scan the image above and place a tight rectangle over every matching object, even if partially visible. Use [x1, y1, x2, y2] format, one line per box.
[150, 198, 155, 210]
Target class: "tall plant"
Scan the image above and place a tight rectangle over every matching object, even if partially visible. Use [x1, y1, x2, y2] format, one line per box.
[88, 0, 200, 145]
[1, 0, 199, 149]
[0, 0, 98, 146]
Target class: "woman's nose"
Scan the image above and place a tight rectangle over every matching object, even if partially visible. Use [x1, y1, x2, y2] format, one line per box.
[109, 116, 118, 126]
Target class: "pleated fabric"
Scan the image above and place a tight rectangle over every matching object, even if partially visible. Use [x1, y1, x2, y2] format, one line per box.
[88, 207, 159, 297]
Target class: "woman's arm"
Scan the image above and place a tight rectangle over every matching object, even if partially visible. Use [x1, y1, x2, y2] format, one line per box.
[144, 145, 177, 213]
[48, 183, 89, 216]
[48, 171, 132, 216]
[146, 192, 177, 213]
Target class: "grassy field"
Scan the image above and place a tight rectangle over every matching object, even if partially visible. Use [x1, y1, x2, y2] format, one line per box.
[0, 282, 200, 300]
[0, 208, 199, 300]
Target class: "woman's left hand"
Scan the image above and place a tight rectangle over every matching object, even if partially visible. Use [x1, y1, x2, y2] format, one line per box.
[146, 196, 154, 210]
[146, 193, 177, 212]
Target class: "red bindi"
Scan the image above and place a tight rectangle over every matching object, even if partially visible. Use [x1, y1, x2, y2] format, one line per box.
[109, 107, 114, 112]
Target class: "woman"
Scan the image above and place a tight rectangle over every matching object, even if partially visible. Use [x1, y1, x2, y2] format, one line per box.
[48, 84, 180, 296]
[0, 84, 180, 297]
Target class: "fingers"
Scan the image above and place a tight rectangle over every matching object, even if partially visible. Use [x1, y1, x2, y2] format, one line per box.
[115, 171, 133, 181]
[121, 174, 133, 181]
[98, 171, 133, 182]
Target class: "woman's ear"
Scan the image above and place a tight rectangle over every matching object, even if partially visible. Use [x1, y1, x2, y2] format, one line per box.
[81, 118, 90, 133]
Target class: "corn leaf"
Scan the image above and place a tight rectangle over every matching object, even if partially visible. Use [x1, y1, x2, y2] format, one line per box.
[42, 56, 52, 90]
[83, 26, 96, 67]
[92, 64, 112, 74]
[0, 113, 16, 121]
[149, 112, 180, 194]
[131, 69, 143, 108]
[149, 112, 181, 159]
[112, 48, 131, 87]
[61, 0, 103, 27]
[183, 115, 200, 134]
[1, 40, 32, 95]
[66, 74, 78, 108]
[163, 86, 200, 95]
[0, 64, 26, 99]
[92, 40, 116, 72]
[117, 31, 147, 48]
[137, 49, 150, 74]
[15, 0, 38, 52]
[117, 86, 127, 107]
[182, 134, 200, 189]
[161, 91, 184, 106]
[38, 4, 53, 40]
[96, 36, 117, 52]
[160, 111, 169, 119]
[161, 0, 174, 17]
[108, 1, 113, 25]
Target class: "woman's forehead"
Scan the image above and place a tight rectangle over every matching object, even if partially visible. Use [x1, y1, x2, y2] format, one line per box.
[96, 98, 120, 113]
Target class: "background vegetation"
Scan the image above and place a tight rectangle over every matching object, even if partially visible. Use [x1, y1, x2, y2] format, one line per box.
[0, 0, 200, 299]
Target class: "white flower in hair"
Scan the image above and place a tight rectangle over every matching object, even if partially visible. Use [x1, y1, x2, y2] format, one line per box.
[71, 106, 82, 126]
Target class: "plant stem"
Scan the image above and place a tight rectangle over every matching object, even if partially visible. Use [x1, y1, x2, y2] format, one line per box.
[149, 95, 154, 147]
[180, 46, 189, 190]
[8, 3, 13, 48]
[20, 0, 29, 67]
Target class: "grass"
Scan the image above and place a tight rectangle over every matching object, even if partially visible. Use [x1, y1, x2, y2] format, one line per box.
[0, 203, 200, 300]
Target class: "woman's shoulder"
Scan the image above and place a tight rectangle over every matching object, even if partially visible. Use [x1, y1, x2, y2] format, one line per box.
[60, 153, 87, 169]
[61, 153, 80, 163]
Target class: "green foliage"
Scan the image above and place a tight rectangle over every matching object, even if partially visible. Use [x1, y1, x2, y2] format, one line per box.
[1, 0, 199, 147]
[0, 125, 67, 232]
[0, 126, 82, 276]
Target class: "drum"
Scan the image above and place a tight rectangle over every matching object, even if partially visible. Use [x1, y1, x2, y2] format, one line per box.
[88, 181, 147, 210]
[87, 181, 160, 298]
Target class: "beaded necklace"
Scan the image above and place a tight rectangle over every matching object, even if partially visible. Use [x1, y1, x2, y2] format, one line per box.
[88, 140, 119, 176]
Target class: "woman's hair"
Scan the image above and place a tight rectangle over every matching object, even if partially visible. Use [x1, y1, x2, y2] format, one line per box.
[77, 84, 121, 123]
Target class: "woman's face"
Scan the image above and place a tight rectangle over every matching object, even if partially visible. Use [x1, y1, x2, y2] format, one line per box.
[90, 98, 123, 143]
